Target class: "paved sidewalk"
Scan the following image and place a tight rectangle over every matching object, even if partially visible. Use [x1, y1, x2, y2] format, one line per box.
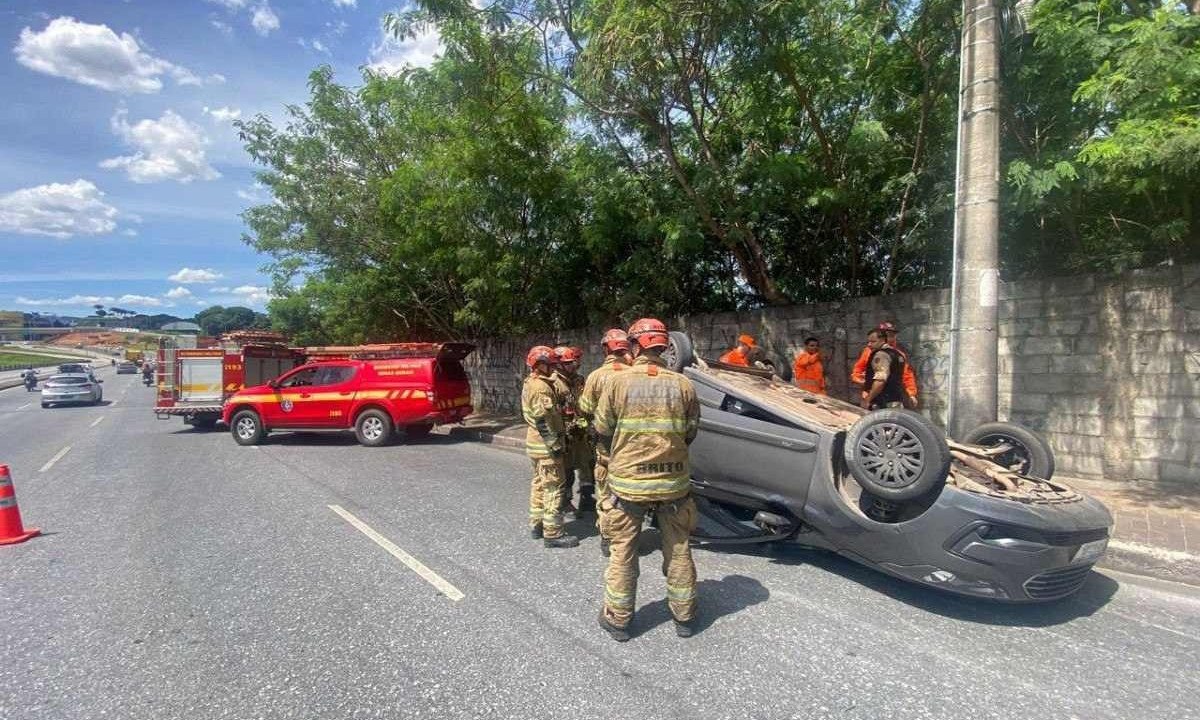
[448, 412, 1200, 587]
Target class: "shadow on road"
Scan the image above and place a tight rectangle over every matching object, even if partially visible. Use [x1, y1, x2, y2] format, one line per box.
[632, 574, 770, 638]
[40, 400, 113, 409]
[755, 544, 1118, 626]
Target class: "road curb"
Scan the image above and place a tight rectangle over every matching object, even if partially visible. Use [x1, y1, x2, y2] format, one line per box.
[1098, 539, 1200, 588]
[453, 425, 1200, 588]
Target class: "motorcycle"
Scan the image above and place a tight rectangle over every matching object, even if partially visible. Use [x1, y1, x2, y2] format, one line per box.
[142, 372, 154, 386]
[24, 374, 37, 391]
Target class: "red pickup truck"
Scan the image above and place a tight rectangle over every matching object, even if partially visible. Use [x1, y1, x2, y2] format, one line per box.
[221, 343, 475, 446]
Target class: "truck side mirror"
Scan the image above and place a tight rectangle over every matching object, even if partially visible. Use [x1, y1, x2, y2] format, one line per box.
[268, 379, 279, 389]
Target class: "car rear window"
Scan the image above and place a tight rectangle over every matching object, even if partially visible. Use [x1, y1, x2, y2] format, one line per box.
[435, 360, 468, 382]
[51, 376, 90, 385]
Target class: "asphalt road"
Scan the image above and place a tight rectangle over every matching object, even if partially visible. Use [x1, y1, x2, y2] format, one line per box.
[2, 372, 1198, 720]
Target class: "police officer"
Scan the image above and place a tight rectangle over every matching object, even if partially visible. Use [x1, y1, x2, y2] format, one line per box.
[593, 318, 701, 641]
[577, 329, 632, 558]
[860, 329, 913, 410]
[551, 346, 587, 519]
[521, 345, 580, 549]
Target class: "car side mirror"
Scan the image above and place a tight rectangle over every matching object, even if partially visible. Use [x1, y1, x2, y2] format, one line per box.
[268, 380, 279, 389]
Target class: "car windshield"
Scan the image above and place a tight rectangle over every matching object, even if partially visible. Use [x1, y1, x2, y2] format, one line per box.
[49, 376, 90, 385]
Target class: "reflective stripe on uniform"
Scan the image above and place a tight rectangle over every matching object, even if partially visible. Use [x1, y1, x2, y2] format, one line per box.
[614, 417, 689, 433]
[666, 583, 695, 602]
[606, 472, 690, 498]
[605, 586, 635, 609]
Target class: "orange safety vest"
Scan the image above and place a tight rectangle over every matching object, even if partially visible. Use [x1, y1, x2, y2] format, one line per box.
[719, 347, 750, 366]
[792, 351, 826, 395]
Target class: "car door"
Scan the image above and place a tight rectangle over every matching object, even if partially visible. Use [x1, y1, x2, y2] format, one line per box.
[263, 365, 321, 428]
[310, 364, 359, 426]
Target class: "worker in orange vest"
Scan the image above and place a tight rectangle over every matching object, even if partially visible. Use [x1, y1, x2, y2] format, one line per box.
[792, 337, 826, 395]
[851, 322, 918, 407]
[719, 334, 756, 366]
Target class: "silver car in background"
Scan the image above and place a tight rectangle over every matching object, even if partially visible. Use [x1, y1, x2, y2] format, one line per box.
[41, 373, 103, 408]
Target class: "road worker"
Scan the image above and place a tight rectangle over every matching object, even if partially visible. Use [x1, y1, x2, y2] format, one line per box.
[593, 318, 701, 641]
[553, 345, 594, 518]
[577, 328, 632, 557]
[860, 329, 913, 410]
[851, 321, 918, 407]
[792, 337, 826, 395]
[522, 345, 580, 549]
[718, 334, 756, 366]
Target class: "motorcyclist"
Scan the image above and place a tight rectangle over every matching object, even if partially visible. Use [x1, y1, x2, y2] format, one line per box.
[142, 362, 154, 385]
[23, 366, 37, 390]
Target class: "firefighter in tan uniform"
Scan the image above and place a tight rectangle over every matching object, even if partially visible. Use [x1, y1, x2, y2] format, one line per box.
[593, 318, 701, 641]
[577, 329, 632, 558]
[551, 346, 592, 519]
[521, 345, 580, 549]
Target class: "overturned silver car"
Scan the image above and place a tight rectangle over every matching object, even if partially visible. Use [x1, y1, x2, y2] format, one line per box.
[665, 333, 1113, 602]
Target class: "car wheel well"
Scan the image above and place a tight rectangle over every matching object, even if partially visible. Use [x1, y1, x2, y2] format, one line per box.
[354, 403, 393, 423]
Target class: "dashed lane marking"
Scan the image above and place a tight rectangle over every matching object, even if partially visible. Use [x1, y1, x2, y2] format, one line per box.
[90, 416, 105, 428]
[16, 403, 30, 411]
[39, 445, 72, 473]
[328, 504, 465, 602]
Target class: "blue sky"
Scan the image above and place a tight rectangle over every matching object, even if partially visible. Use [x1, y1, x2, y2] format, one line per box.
[0, 1, 441, 318]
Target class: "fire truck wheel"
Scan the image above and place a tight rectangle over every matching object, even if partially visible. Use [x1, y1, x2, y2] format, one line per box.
[355, 409, 395, 447]
[231, 410, 265, 446]
[405, 423, 433, 439]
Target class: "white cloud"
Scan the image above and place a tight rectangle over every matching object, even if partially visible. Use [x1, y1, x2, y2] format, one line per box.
[367, 24, 442, 74]
[0, 179, 119, 238]
[231, 284, 275, 304]
[237, 182, 268, 202]
[206, 0, 248, 9]
[251, 4, 280, 36]
[169, 267, 224, 284]
[16, 295, 114, 307]
[165, 286, 193, 299]
[121, 228, 138, 237]
[298, 38, 330, 55]
[332, 0, 357, 7]
[210, 19, 234, 36]
[101, 109, 220, 184]
[115, 294, 167, 308]
[14, 16, 206, 94]
[204, 105, 242, 122]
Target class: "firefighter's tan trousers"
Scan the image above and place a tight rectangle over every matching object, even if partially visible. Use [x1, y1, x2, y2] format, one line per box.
[562, 433, 595, 504]
[528, 457, 566, 539]
[593, 450, 610, 538]
[599, 495, 697, 628]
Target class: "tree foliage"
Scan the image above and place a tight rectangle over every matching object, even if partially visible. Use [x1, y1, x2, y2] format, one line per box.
[193, 306, 269, 336]
[239, 0, 1200, 342]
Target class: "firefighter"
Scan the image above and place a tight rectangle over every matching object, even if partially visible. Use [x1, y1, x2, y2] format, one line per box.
[792, 336, 826, 395]
[593, 318, 701, 641]
[522, 345, 580, 549]
[851, 322, 918, 407]
[551, 346, 587, 519]
[860, 329, 913, 410]
[718, 334, 755, 366]
[577, 328, 632, 558]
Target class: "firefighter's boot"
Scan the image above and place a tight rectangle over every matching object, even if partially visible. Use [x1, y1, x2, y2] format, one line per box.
[674, 618, 696, 638]
[578, 483, 596, 514]
[530, 524, 543, 540]
[598, 611, 630, 643]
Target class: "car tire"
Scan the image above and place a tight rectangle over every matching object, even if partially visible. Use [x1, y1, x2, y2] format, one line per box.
[231, 410, 265, 446]
[41, 403, 49, 409]
[405, 423, 433, 439]
[844, 409, 951, 502]
[355, 409, 394, 447]
[962, 421, 1055, 480]
[664, 331, 695, 372]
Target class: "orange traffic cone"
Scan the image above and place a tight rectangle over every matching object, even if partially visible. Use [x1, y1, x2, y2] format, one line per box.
[0, 464, 40, 545]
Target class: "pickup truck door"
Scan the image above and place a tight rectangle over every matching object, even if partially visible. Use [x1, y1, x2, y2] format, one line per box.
[308, 364, 359, 426]
[264, 365, 321, 428]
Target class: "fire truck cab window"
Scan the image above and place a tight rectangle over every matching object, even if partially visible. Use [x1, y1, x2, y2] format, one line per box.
[313, 365, 356, 386]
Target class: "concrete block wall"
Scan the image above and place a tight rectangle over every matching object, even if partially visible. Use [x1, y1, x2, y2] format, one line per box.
[464, 263, 1200, 484]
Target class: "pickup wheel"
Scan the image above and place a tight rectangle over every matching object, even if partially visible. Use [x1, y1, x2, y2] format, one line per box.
[355, 409, 394, 447]
[962, 421, 1055, 480]
[405, 423, 433, 439]
[231, 410, 265, 446]
[844, 409, 950, 502]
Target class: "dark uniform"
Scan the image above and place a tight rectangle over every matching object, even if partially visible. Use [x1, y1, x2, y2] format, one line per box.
[865, 345, 908, 409]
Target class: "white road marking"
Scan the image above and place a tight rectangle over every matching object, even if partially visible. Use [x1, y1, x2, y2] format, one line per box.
[16, 403, 30, 411]
[328, 504, 465, 602]
[39, 445, 72, 473]
[108, 398, 120, 407]
[90, 416, 105, 428]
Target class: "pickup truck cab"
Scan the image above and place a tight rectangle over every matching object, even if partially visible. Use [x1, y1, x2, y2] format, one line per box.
[221, 343, 474, 446]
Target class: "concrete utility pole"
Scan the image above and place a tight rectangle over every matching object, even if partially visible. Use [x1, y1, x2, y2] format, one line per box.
[947, 0, 1002, 439]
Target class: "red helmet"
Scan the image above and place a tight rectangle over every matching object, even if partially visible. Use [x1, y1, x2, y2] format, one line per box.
[627, 317, 669, 350]
[877, 321, 897, 333]
[601, 328, 630, 353]
[555, 345, 582, 363]
[526, 345, 558, 369]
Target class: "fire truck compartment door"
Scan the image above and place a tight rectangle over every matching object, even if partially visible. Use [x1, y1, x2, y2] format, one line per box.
[179, 357, 224, 401]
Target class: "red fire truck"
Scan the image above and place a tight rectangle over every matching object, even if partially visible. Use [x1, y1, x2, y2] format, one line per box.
[154, 331, 306, 428]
